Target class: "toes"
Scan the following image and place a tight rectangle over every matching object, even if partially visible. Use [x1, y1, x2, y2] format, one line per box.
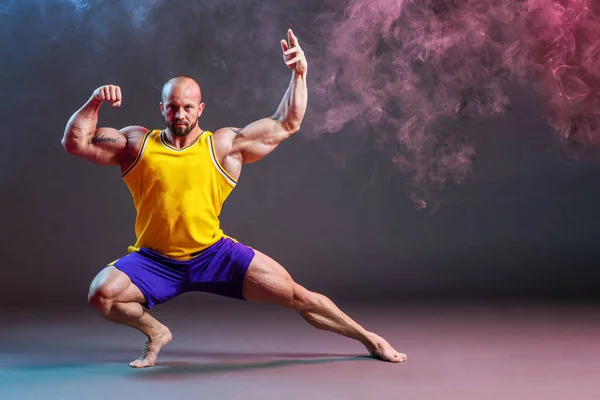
[387, 352, 407, 363]
[129, 358, 155, 368]
[130, 360, 151, 368]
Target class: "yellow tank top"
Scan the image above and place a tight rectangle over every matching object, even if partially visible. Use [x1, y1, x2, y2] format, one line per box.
[121, 129, 237, 260]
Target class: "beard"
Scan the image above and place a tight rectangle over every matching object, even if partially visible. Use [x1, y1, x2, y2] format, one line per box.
[168, 118, 197, 137]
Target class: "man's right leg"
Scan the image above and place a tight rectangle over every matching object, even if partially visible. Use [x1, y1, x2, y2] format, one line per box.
[87, 266, 172, 368]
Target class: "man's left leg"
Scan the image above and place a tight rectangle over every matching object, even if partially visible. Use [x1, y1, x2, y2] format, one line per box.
[242, 249, 407, 363]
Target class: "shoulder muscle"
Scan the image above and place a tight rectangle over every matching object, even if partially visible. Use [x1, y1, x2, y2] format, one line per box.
[212, 127, 243, 179]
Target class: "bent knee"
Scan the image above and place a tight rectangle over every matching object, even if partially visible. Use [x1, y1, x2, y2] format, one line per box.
[88, 285, 114, 316]
[87, 269, 123, 315]
[87, 266, 142, 310]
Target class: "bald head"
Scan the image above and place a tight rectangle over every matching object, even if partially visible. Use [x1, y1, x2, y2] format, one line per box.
[160, 76, 205, 137]
[161, 76, 202, 104]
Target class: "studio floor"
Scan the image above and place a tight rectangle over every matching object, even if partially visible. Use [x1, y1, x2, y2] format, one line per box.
[0, 298, 598, 400]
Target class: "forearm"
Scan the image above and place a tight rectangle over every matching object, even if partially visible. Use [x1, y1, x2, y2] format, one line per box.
[61, 96, 103, 152]
[274, 71, 307, 133]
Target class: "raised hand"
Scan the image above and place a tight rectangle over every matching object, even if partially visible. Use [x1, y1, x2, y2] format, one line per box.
[281, 29, 307, 75]
[93, 85, 122, 107]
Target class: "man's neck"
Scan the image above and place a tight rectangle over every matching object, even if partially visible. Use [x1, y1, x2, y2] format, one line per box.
[164, 127, 203, 149]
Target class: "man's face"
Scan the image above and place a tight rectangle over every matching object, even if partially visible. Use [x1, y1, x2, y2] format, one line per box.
[160, 88, 204, 137]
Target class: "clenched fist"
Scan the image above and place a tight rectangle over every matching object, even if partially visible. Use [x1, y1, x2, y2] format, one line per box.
[93, 85, 122, 107]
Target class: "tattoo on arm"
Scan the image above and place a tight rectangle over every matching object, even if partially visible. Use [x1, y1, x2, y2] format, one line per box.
[89, 135, 118, 145]
[228, 127, 242, 134]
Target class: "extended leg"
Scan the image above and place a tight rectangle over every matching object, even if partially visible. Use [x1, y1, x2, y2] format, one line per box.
[242, 250, 407, 363]
[88, 266, 172, 368]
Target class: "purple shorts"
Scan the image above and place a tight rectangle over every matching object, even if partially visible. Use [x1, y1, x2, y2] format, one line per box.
[110, 237, 255, 309]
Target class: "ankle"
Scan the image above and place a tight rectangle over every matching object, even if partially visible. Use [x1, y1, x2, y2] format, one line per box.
[360, 331, 377, 347]
[147, 325, 171, 339]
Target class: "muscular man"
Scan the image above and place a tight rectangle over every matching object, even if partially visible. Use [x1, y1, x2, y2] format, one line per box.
[62, 29, 406, 368]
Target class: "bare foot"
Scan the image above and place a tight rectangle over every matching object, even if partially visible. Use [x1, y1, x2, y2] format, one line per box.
[365, 333, 407, 363]
[129, 326, 172, 368]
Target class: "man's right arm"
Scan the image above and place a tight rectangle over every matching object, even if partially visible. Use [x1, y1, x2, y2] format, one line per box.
[61, 85, 146, 166]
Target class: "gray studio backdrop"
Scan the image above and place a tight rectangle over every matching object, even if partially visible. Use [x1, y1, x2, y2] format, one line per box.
[1, 0, 599, 307]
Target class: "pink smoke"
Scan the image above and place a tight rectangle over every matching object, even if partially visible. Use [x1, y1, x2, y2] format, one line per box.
[311, 0, 600, 208]
[520, 0, 600, 145]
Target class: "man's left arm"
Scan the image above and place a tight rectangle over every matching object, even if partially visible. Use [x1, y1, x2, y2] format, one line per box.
[220, 29, 308, 164]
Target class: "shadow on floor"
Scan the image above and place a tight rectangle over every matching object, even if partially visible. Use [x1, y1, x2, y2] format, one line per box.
[0, 348, 375, 385]
[139, 355, 373, 378]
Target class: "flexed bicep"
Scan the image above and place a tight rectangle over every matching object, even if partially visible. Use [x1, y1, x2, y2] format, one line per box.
[62, 85, 146, 166]
[83, 127, 132, 166]
[65, 124, 144, 167]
